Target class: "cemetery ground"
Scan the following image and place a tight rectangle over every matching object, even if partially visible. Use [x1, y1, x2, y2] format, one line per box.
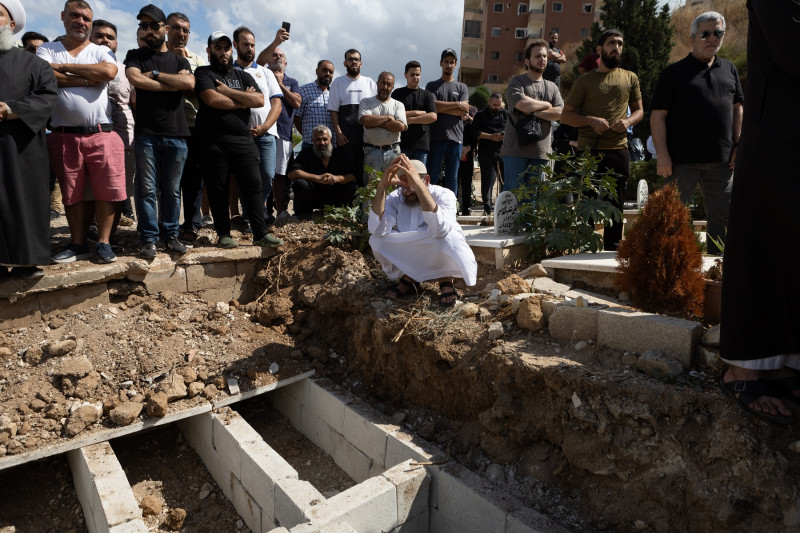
[0, 176, 798, 532]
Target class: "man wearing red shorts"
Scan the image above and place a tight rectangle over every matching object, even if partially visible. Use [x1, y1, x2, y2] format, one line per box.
[37, 0, 125, 263]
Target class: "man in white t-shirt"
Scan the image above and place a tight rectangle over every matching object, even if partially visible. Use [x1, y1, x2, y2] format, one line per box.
[233, 26, 282, 222]
[37, 0, 125, 264]
[328, 48, 377, 185]
[358, 71, 407, 183]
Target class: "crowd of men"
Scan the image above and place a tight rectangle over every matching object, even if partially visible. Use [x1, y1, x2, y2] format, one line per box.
[2, 1, 740, 300]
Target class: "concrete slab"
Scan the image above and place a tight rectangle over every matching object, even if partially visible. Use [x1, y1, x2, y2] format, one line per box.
[299, 406, 334, 457]
[213, 371, 314, 408]
[597, 308, 701, 367]
[531, 277, 571, 298]
[240, 438, 299, 525]
[548, 305, 599, 343]
[382, 460, 430, 524]
[39, 282, 110, 316]
[391, 511, 429, 533]
[330, 429, 372, 483]
[542, 251, 719, 275]
[108, 520, 149, 533]
[342, 401, 390, 467]
[229, 472, 263, 533]
[275, 478, 324, 528]
[308, 476, 397, 532]
[462, 226, 529, 270]
[186, 262, 238, 302]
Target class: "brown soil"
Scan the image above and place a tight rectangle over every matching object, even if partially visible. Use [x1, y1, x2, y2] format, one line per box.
[2, 214, 799, 532]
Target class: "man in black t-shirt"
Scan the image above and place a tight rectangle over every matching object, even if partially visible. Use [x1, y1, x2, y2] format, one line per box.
[542, 31, 566, 89]
[194, 31, 282, 249]
[472, 93, 509, 214]
[125, 4, 194, 258]
[288, 125, 356, 220]
[391, 60, 437, 166]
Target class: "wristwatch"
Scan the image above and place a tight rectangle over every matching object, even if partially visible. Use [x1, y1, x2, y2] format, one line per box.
[152, 70, 161, 80]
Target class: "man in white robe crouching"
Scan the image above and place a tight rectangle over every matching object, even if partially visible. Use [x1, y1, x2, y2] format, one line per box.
[368, 155, 477, 306]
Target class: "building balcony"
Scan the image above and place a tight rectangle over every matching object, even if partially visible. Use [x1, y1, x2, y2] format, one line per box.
[461, 56, 485, 70]
[464, 0, 484, 13]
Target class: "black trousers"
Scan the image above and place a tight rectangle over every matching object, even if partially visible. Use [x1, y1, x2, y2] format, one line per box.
[292, 179, 357, 219]
[477, 151, 504, 211]
[591, 148, 629, 251]
[204, 138, 267, 240]
[180, 128, 204, 233]
[458, 149, 474, 214]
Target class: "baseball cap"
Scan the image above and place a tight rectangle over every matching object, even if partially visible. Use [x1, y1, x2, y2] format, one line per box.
[441, 48, 457, 61]
[136, 4, 166, 24]
[208, 31, 232, 46]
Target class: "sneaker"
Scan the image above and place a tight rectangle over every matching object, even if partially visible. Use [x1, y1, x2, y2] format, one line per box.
[264, 214, 276, 226]
[96, 242, 117, 264]
[201, 215, 213, 226]
[243, 221, 253, 234]
[119, 215, 135, 227]
[180, 229, 198, 242]
[218, 235, 238, 249]
[50, 209, 60, 219]
[140, 242, 157, 259]
[276, 210, 290, 220]
[165, 236, 188, 255]
[52, 244, 91, 264]
[10, 266, 44, 279]
[87, 226, 99, 243]
[253, 233, 283, 247]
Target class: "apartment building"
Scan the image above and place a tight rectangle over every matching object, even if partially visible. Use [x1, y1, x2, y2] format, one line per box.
[460, 0, 601, 88]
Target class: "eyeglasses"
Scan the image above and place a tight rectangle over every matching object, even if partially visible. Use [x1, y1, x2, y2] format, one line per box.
[698, 29, 725, 40]
[138, 21, 164, 31]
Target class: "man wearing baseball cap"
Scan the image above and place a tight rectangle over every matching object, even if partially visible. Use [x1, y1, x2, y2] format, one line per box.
[425, 48, 469, 200]
[193, 31, 282, 249]
[369, 155, 477, 307]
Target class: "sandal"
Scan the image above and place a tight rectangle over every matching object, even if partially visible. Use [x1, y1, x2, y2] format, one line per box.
[438, 281, 458, 307]
[386, 277, 420, 299]
[719, 376, 793, 424]
[765, 372, 800, 403]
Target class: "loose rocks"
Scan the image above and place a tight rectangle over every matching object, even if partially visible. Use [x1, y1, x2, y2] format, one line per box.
[64, 405, 101, 436]
[145, 392, 168, 417]
[109, 402, 143, 426]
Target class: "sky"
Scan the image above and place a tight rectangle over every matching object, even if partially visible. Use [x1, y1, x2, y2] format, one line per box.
[19, 0, 467, 87]
[19, 0, 678, 86]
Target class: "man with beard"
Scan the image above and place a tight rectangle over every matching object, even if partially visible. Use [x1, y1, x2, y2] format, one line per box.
[0, 0, 57, 279]
[38, 0, 125, 265]
[542, 31, 566, 89]
[472, 93, 508, 214]
[368, 155, 477, 307]
[650, 11, 743, 256]
[391, 60, 437, 165]
[288, 125, 355, 220]
[328, 49, 377, 186]
[425, 48, 469, 197]
[561, 29, 643, 251]
[124, 4, 193, 258]
[295, 60, 335, 150]
[194, 31, 282, 249]
[358, 71, 407, 182]
[167, 12, 210, 241]
[233, 26, 282, 225]
[501, 40, 562, 193]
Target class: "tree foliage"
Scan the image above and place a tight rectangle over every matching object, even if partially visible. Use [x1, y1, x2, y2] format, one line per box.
[573, 0, 674, 138]
[468, 86, 491, 110]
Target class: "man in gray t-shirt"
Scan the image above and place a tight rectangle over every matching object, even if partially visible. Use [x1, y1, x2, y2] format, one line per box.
[425, 48, 469, 198]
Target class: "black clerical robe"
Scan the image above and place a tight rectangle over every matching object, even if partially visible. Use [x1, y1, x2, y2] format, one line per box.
[0, 47, 57, 266]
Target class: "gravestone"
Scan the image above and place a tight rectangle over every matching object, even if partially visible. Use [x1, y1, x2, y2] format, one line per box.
[637, 179, 649, 209]
[494, 191, 518, 236]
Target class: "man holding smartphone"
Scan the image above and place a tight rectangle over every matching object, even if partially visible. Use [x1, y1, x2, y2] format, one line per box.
[472, 93, 508, 214]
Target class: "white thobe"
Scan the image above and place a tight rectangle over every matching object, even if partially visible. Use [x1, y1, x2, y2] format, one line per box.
[368, 185, 477, 286]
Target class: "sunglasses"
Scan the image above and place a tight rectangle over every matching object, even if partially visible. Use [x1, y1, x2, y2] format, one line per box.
[138, 21, 164, 31]
[698, 29, 725, 40]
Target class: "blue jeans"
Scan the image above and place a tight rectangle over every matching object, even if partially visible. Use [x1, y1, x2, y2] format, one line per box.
[401, 148, 429, 167]
[503, 156, 548, 192]
[255, 133, 277, 203]
[427, 140, 462, 196]
[363, 144, 401, 182]
[134, 134, 188, 243]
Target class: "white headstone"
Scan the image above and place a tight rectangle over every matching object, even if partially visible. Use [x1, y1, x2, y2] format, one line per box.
[637, 179, 649, 209]
[494, 191, 518, 236]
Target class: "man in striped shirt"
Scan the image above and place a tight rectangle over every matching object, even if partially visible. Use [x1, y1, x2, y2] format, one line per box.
[295, 60, 335, 150]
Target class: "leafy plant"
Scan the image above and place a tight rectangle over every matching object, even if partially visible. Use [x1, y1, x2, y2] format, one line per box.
[512, 151, 622, 262]
[616, 184, 705, 317]
[320, 167, 382, 252]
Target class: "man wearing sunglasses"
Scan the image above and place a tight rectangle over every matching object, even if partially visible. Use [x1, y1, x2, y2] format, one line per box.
[650, 11, 743, 256]
[124, 4, 194, 258]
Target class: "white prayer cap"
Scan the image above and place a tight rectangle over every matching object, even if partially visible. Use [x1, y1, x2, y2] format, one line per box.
[399, 159, 429, 178]
[0, 0, 25, 34]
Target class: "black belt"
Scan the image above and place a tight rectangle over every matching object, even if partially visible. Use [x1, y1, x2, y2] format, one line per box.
[53, 124, 114, 134]
[364, 142, 399, 151]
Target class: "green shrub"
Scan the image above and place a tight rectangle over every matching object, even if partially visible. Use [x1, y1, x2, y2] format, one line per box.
[320, 167, 381, 252]
[513, 151, 621, 262]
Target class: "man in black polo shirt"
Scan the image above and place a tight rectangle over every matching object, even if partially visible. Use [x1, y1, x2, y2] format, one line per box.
[288, 125, 356, 220]
[391, 61, 437, 166]
[194, 31, 282, 249]
[472, 93, 508, 214]
[650, 11, 743, 255]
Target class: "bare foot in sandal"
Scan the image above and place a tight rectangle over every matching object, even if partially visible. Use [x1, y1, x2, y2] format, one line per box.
[721, 366, 793, 422]
[386, 276, 420, 299]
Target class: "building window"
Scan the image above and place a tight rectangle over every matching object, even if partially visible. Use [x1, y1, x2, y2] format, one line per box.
[490, 51, 501, 60]
[583, 3, 593, 13]
[494, 2, 504, 12]
[488, 74, 499, 83]
[491, 27, 502, 37]
[514, 28, 528, 39]
[514, 51, 524, 61]
[580, 28, 589, 38]
[464, 20, 482, 39]
[518, 3, 528, 14]
[552, 2, 563, 12]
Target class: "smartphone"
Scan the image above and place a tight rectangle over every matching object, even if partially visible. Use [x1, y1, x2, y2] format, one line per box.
[281, 21, 291, 33]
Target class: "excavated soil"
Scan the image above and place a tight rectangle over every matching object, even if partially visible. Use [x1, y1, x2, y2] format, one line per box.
[1, 216, 799, 532]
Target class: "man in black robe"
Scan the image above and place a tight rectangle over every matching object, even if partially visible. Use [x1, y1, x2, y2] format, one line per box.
[0, 0, 58, 279]
[719, 0, 800, 423]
